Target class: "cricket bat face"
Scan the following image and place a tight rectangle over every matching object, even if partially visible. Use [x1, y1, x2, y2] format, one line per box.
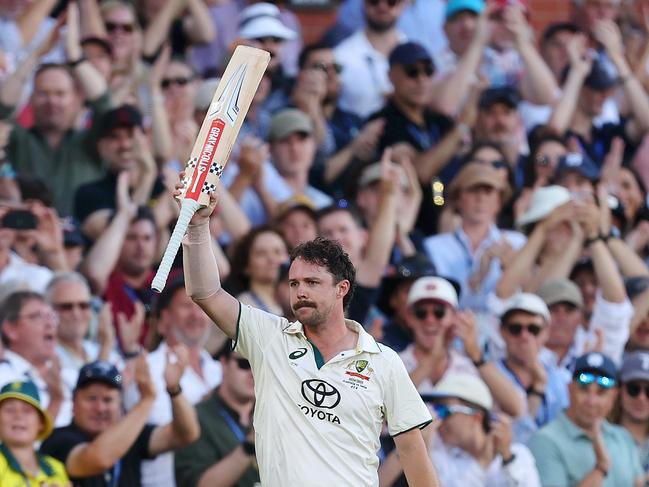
[181, 46, 270, 205]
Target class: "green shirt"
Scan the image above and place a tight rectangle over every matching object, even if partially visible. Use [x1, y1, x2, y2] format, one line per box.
[529, 411, 642, 487]
[0, 94, 112, 216]
[174, 392, 260, 487]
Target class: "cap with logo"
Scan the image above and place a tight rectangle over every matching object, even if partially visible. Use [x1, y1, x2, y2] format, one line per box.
[516, 185, 572, 229]
[388, 42, 433, 68]
[75, 361, 123, 391]
[537, 278, 584, 308]
[584, 60, 618, 91]
[573, 352, 617, 382]
[407, 276, 458, 308]
[621, 351, 649, 383]
[556, 152, 600, 182]
[238, 3, 296, 41]
[0, 381, 53, 440]
[268, 108, 314, 141]
[96, 105, 143, 139]
[478, 86, 520, 111]
[445, 0, 485, 20]
[501, 292, 551, 323]
[431, 373, 493, 410]
[447, 162, 511, 202]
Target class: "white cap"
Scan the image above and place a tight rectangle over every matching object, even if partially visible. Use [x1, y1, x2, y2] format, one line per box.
[516, 185, 572, 228]
[502, 292, 550, 323]
[432, 373, 493, 410]
[238, 3, 297, 41]
[407, 276, 458, 308]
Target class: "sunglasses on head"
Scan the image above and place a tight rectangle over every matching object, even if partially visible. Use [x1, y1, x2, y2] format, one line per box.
[414, 304, 446, 321]
[625, 382, 649, 399]
[234, 358, 251, 370]
[504, 322, 542, 337]
[404, 63, 434, 79]
[366, 0, 401, 6]
[53, 301, 92, 312]
[161, 77, 193, 89]
[433, 403, 480, 420]
[311, 62, 343, 75]
[576, 372, 616, 389]
[105, 21, 135, 33]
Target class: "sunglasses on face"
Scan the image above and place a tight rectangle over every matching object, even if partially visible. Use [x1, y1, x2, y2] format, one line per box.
[105, 21, 135, 34]
[234, 358, 251, 370]
[366, 0, 401, 6]
[310, 62, 343, 75]
[254, 36, 283, 44]
[53, 301, 92, 312]
[403, 63, 434, 79]
[576, 372, 616, 389]
[433, 403, 480, 420]
[470, 158, 508, 170]
[625, 382, 649, 399]
[535, 154, 560, 167]
[413, 304, 446, 321]
[504, 322, 542, 337]
[161, 77, 193, 89]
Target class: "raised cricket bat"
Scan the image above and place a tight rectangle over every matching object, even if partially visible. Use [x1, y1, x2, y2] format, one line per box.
[151, 45, 270, 292]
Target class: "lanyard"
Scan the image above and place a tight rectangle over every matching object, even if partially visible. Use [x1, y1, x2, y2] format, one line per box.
[217, 406, 246, 443]
[103, 460, 122, 487]
[500, 360, 549, 425]
[0, 443, 55, 487]
[453, 230, 474, 270]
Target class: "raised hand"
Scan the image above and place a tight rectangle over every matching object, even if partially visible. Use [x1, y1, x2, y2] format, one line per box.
[65, 1, 82, 62]
[163, 344, 189, 391]
[116, 171, 137, 218]
[567, 33, 592, 77]
[133, 352, 156, 401]
[490, 414, 514, 461]
[117, 301, 145, 355]
[351, 118, 385, 162]
[28, 202, 64, 255]
[172, 171, 220, 224]
[454, 311, 481, 363]
[97, 302, 116, 359]
[592, 20, 625, 60]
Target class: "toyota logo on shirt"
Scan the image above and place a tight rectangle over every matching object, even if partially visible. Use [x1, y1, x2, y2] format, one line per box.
[301, 379, 341, 409]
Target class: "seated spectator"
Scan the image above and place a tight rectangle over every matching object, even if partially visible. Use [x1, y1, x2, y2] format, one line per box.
[0, 291, 64, 425]
[495, 293, 569, 443]
[174, 345, 258, 487]
[529, 352, 643, 486]
[274, 195, 318, 250]
[399, 276, 523, 417]
[124, 278, 222, 487]
[554, 152, 599, 196]
[426, 374, 541, 487]
[423, 163, 524, 314]
[40, 358, 200, 487]
[0, 381, 69, 486]
[612, 351, 649, 474]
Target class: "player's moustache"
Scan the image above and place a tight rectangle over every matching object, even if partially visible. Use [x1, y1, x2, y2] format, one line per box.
[293, 300, 316, 310]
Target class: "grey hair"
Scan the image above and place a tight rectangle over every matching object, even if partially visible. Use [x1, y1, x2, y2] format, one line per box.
[44, 272, 91, 303]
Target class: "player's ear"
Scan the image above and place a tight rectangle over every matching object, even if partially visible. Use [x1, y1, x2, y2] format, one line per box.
[336, 279, 350, 299]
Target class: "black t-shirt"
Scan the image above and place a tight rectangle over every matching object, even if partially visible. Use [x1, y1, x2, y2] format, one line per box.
[40, 422, 156, 487]
[565, 118, 636, 165]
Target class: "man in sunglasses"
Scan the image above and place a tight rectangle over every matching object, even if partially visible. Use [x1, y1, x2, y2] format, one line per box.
[399, 276, 524, 418]
[425, 373, 541, 487]
[529, 351, 644, 486]
[175, 343, 259, 487]
[496, 293, 569, 443]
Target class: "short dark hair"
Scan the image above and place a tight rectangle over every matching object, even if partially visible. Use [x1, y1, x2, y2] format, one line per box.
[289, 237, 356, 310]
[298, 42, 331, 70]
[315, 203, 366, 229]
[541, 22, 580, 44]
[0, 291, 44, 346]
[153, 277, 186, 318]
[131, 205, 157, 229]
[34, 63, 75, 83]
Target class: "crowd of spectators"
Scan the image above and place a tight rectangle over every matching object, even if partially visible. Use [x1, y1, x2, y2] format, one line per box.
[3, 0, 649, 485]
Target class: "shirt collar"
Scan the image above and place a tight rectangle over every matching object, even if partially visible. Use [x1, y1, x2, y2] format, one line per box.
[3, 349, 33, 374]
[558, 411, 614, 440]
[284, 319, 382, 354]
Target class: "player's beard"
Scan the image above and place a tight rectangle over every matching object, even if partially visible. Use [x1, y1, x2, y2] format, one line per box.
[294, 301, 333, 329]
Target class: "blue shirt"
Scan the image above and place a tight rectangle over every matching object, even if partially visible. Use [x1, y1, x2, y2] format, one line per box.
[422, 225, 526, 312]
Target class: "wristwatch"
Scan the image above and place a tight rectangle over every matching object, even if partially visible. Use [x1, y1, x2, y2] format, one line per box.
[166, 385, 182, 398]
[242, 440, 256, 457]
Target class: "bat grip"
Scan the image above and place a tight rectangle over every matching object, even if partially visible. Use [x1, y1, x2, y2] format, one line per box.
[151, 199, 202, 293]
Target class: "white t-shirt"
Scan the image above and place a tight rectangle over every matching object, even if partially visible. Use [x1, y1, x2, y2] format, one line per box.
[234, 304, 431, 487]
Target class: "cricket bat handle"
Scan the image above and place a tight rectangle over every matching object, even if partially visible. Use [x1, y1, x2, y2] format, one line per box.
[152, 199, 201, 293]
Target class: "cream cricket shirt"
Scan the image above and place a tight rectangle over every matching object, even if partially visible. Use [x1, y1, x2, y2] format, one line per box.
[234, 304, 432, 487]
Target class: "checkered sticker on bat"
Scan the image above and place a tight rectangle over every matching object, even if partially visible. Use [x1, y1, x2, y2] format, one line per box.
[202, 182, 217, 194]
[209, 163, 224, 177]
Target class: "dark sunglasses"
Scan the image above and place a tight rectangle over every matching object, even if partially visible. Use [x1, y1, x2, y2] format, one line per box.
[254, 36, 283, 44]
[471, 158, 508, 170]
[53, 301, 92, 312]
[535, 154, 559, 167]
[161, 77, 193, 89]
[234, 358, 251, 370]
[433, 403, 480, 420]
[105, 21, 135, 33]
[366, 0, 401, 6]
[414, 304, 446, 321]
[505, 322, 542, 337]
[311, 62, 343, 75]
[404, 63, 434, 79]
[625, 382, 649, 399]
[576, 372, 616, 389]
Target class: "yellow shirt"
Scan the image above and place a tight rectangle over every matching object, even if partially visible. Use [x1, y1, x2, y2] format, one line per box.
[0, 446, 69, 487]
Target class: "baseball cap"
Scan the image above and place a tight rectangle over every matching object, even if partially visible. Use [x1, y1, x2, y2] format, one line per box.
[515, 185, 572, 229]
[388, 42, 433, 67]
[357, 162, 408, 189]
[478, 86, 520, 110]
[238, 3, 297, 41]
[573, 352, 618, 382]
[407, 276, 458, 308]
[0, 381, 53, 440]
[556, 152, 600, 182]
[625, 276, 649, 300]
[501, 292, 551, 323]
[62, 217, 85, 247]
[584, 59, 618, 91]
[537, 278, 584, 308]
[445, 0, 485, 20]
[268, 109, 314, 141]
[621, 351, 649, 383]
[96, 105, 143, 139]
[447, 162, 511, 201]
[194, 78, 221, 111]
[76, 361, 123, 391]
[431, 373, 493, 410]
[378, 254, 437, 315]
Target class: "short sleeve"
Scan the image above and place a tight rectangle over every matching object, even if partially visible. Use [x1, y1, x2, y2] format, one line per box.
[528, 432, 569, 487]
[39, 427, 85, 465]
[139, 424, 158, 460]
[233, 304, 289, 363]
[383, 350, 432, 436]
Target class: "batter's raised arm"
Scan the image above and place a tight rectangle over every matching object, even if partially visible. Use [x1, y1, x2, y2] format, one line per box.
[182, 192, 240, 339]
